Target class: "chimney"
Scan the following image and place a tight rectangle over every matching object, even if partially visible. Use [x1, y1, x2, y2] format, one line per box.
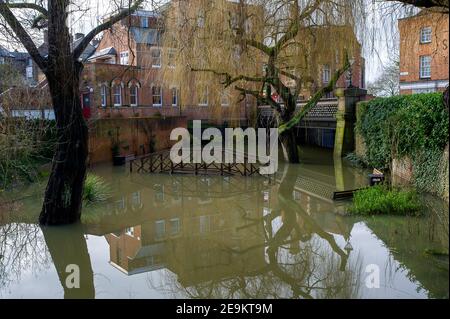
[75, 33, 85, 41]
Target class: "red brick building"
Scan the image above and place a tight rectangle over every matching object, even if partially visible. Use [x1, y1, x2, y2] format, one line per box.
[399, 11, 449, 95]
[80, 8, 254, 126]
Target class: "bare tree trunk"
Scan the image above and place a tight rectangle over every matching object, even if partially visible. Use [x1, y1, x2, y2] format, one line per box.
[280, 128, 300, 164]
[39, 63, 88, 225]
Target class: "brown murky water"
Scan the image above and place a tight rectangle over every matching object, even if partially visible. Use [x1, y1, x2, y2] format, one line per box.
[0, 147, 448, 298]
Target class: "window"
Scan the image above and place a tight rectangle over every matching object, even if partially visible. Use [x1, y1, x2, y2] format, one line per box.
[154, 183, 165, 202]
[113, 84, 122, 106]
[140, 16, 149, 28]
[155, 220, 165, 240]
[199, 215, 210, 234]
[420, 55, 431, 79]
[119, 51, 129, 65]
[420, 27, 432, 44]
[151, 48, 161, 68]
[230, 13, 238, 30]
[0, 57, 4, 64]
[221, 90, 230, 106]
[131, 191, 141, 206]
[168, 49, 176, 67]
[152, 86, 162, 107]
[125, 227, 135, 237]
[100, 85, 107, 107]
[171, 88, 178, 106]
[322, 65, 330, 84]
[197, 11, 205, 28]
[130, 85, 138, 106]
[198, 86, 208, 106]
[170, 218, 180, 235]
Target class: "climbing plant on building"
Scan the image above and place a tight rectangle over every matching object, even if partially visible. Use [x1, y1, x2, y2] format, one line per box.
[356, 92, 448, 195]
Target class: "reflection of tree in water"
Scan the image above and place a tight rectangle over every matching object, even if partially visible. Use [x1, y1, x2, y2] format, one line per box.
[0, 202, 94, 298]
[146, 166, 363, 299]
[0, 222, 51, 294]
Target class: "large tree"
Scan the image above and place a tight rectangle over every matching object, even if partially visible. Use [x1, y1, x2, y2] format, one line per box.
[162, 0, 364, 163]
[367, 59, 400, 97]
[0, 0, 144, 225]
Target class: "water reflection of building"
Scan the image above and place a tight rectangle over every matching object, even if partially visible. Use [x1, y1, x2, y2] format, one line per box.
[92, 164, 360, 288]
[103, 174, 269, 283]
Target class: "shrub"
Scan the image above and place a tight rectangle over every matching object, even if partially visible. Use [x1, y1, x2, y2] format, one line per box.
[348, 185, 421, 216]
[356, 93, 448, 195]
[83, 174, 111, 204]
[0, 118, 56, 188]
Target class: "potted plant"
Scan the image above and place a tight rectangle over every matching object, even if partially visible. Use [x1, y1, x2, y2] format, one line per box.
[109, 128, 126, 166]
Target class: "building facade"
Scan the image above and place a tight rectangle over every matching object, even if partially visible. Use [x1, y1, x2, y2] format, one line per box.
[399, 11, 449, 95]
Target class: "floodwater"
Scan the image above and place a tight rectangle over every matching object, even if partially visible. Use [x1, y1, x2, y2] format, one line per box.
[0, 147, 448, 299]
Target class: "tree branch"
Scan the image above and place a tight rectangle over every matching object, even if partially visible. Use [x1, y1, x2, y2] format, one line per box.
[279, 56, 351, 134]
[0, 0, 47, 70]
[6, 2, 48, 17]
[384, 0, 449, 12]
[73, 0, 144, 59]
[234, 85, 281, 114]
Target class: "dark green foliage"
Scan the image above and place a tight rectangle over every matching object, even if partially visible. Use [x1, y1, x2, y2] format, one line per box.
[348, 185, 421, 216]
[356, 93, 448, 194]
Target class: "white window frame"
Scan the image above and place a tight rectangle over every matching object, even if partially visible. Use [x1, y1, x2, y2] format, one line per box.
[100, 85, 107, 107]
[130, 85, 138, 107]
[171, 87, 178, 107]
[419, 55, 431, 79]
[0, 57, 5, 64]
[119, 51, 129, 65]
[198, 86, 209, 106]
[151, 48, 161, 68]
[322, 64, 331, 84]
[420, 27, 432, 44]
[152, 86, 162, 107]
[113, 84, 122, 107]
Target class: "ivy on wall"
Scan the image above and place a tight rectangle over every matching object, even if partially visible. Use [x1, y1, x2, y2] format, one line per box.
[356, 93, 448, 195]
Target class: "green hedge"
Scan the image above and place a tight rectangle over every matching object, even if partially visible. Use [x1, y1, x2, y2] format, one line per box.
[356, 93, 448, 194]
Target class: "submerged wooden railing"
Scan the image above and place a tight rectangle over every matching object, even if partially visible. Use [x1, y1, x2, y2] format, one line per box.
[130, 149, 266, 177]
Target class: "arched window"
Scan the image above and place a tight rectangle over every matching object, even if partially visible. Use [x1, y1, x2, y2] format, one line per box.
[100, 85, 107, 107]
[113, 84, 122, 107]
[130, 85, 138, 107]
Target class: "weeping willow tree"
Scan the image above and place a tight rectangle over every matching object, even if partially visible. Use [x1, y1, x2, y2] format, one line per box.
[161, 0, 364, 162]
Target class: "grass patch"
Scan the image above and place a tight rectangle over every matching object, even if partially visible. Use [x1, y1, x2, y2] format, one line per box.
[83, 174, 112, 204]
[348, 185, 421, 216]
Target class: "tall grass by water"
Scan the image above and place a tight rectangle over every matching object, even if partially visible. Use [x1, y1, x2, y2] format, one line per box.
[348, 185, 421, 216]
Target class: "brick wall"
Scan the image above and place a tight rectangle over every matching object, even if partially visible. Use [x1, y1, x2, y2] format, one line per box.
[87, 116, 187, 164]
[399, 12, 449, 94]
